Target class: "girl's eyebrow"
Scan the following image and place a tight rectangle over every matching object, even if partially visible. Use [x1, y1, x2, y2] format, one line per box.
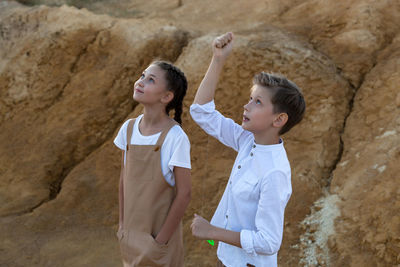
[143, 71, 157, 79]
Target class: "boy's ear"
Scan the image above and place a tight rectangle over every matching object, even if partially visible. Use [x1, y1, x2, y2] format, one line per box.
[161, 91, 174, 104]
[273, 113, 288, 128]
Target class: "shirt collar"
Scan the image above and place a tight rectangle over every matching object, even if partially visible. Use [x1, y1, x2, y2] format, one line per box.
[253, 138, 284, 152]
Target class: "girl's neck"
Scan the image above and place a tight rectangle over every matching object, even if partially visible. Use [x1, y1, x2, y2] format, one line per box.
[140, 106, 171, 136]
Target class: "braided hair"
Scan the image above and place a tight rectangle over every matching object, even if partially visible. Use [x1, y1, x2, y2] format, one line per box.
[152, 61, 187, 124]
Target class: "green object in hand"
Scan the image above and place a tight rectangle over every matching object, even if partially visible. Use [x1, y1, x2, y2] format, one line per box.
[207, 240, 215, 246]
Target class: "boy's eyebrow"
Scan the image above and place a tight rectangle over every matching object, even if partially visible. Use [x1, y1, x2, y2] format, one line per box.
[250, 93, 263, 99]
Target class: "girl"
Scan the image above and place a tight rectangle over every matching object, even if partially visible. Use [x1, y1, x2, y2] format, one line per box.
[114, 61, 191, 267]
[190, 33, 305, 267]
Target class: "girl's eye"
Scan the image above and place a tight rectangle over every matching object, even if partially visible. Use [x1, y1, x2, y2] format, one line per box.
[256, 99, 261, 104]
[140, 74, 145, 79]
[149, 78, 155, 83]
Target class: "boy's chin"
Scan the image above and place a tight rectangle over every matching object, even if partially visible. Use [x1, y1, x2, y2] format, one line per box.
[242, 123, 258, 134]
[241, 123, 250, 131]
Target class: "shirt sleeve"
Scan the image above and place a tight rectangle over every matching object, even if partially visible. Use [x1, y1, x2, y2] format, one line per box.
[240, 170, 292, 256]
[190, 100, 250, 152]
[113, 119, 132, 150]
[168, 128, 191, 171]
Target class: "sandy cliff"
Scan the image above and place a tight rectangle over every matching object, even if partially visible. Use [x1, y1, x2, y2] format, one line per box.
[0, 0, 399, 266]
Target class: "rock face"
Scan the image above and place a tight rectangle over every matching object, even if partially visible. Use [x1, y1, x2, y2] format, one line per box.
[328, 34, 400, 266]
[1, 1, 399, 266]
[0, 5, 188, 216]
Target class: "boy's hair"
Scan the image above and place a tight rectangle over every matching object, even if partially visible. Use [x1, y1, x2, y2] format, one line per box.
[151, 60, 188, 124]
[253, 72, 305, 135]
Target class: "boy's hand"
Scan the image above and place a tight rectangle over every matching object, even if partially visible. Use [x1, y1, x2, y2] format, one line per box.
[212, 32, 234, 61]
[191, 213, 214, 240]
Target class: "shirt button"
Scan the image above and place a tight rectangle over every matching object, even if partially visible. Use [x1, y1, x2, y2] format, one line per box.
[253, 145, 256, 148]
[230, 181, 232, 185]
[250, 152, 253, 156]
[238, 165, 241, 169]
[226, 215, 228, 219]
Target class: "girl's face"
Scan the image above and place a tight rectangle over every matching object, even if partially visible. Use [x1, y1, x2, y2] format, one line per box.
[133, 64, 172, 105]
[242, 84, 280, 134]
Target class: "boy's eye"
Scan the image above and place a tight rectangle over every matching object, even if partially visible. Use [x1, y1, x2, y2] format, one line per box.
[149, 77, 155, 83]
[256, 99, 261, 104]
[140, 73, 145, 79]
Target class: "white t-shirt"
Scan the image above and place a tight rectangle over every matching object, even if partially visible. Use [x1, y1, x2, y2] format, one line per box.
[114, 114, 191, 186]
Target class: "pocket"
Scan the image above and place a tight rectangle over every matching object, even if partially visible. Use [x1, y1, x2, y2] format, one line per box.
[141, 233, 169, 262]
[126, 152, 155, 181]
[232, 176, 259, 201]
[149, 233, 169, 250]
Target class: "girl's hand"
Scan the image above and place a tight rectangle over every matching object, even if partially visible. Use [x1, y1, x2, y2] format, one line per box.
[191, 213, 213, 240]
[154, 235, 168, 245]
[212, 32, 234, 61]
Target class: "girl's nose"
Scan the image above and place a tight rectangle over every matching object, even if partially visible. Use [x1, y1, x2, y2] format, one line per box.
[243, 102, 250, 111]
[137, 79, 144, 87]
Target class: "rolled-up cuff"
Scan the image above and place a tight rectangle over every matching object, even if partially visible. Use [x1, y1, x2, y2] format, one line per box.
[189, 100, 215, 113]
[240, 229, 257, 256]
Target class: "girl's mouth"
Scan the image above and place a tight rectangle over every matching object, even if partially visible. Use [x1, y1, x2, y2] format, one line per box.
[243, 115, 250, 122]
[135, 88, 144, 93]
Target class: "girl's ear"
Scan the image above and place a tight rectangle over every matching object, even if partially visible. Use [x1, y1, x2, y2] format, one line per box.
[161, 91, 174, 104]
[273, 113, 288, 128]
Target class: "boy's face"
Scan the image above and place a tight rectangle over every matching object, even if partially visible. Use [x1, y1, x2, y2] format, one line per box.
[242, 85, 281, 134]
[133, 64, 172, 105]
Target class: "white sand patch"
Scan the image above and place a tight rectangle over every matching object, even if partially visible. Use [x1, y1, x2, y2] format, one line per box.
[375, 130, 396, 139]
[372, 164, 386, 173]
[377, 165, 386, 173]
[299, 193, 341, 266]
[338, 160, 348, 167]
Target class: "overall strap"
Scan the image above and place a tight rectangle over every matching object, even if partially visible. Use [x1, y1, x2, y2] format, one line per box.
[126, 119, 136, 150]
[155, 120, 179, 148]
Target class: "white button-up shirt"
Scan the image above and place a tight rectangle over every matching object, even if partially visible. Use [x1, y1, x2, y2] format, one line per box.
[190, 101, 292, 267]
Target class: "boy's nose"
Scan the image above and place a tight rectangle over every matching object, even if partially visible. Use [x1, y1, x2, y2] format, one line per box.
[243, 103, 249, 110]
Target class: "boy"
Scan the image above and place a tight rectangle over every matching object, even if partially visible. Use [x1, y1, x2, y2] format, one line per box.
[190, 32, 305, 267]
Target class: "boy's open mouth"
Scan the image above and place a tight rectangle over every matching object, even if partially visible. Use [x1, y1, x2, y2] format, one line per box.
[243, 115, 250, 122]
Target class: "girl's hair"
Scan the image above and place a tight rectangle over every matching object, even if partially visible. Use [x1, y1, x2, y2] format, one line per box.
[253, 72, 306, 135]
[151, 60, 188, 124]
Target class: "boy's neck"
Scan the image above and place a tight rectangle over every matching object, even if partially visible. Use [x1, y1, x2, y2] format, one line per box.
[253, 132, 281, 145]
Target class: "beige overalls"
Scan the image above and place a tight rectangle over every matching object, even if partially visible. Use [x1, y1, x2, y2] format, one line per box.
[117, 119, 184, 267]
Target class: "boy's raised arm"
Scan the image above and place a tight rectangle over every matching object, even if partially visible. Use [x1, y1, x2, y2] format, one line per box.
[193, 32, 234, 105]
